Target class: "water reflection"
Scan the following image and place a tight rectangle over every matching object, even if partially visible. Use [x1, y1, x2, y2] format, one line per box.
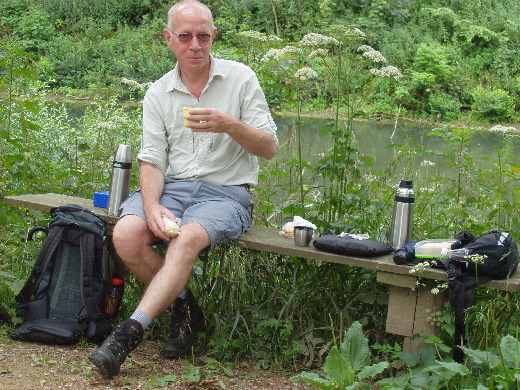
[64, 101, 518, 172]
[274, 116, 519, 171]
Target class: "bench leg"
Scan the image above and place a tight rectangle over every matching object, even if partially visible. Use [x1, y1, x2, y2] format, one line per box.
[385, 282, 445, 351]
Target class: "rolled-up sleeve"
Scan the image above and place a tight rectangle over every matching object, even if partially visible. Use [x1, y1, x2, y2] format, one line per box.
[239, 73, 278, 146]
[137, 93, 169, 173]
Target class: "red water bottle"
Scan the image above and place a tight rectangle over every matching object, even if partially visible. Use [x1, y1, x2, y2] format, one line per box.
[102, 277, 124, 319]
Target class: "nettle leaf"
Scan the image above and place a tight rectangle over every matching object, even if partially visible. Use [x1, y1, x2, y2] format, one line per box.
[324, 346, 355, 387]
[500, 334, 520, 366]
[357, 361, 389, 380]
[464, 347, 501, 368]
[435, 361, 470, 377]
[295, 371, 335, 390]
[341, 321, 371, 371]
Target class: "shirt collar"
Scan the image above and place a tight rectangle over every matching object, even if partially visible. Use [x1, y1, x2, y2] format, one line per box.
[167, 55, 224, 93]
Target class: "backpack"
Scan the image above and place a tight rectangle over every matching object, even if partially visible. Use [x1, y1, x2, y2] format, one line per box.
[434, 230, 518, 363]
[12, 204, 112, 345]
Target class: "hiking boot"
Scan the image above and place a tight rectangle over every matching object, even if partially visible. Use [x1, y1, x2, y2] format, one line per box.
[88, 318, 143, 377]
[163, 290, 207, 359]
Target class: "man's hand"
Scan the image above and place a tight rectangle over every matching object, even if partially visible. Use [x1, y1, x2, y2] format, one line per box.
[139, 162, 180, 241]
[185, 108, 276, 160]
[184, 107, 232, 134]
[145, 205, 179, 241]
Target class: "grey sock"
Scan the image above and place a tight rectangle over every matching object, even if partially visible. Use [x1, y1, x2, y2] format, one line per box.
[130, 309, 152, 329]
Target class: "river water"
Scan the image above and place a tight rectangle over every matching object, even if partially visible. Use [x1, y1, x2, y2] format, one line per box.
[65, 102, 519, 174]
[275, 115, 520, 173]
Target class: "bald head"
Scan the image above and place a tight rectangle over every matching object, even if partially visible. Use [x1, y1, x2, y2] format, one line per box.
[167, 0, 214, 31]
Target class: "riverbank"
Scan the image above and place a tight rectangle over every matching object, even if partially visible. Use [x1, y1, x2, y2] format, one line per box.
[43, 92, 519, 133]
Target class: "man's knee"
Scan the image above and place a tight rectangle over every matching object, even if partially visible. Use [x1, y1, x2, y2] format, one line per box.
[113, 215, 149, 250]
[177, 222, 211, 251]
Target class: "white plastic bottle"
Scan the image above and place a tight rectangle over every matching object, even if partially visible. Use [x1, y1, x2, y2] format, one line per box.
[440, 247, 470, 258]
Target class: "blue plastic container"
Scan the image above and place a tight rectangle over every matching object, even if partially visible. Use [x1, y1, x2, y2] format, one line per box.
[93, 191, 110, 208]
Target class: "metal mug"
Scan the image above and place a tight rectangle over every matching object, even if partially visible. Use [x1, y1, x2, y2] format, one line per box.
[294, 226, 314, 247]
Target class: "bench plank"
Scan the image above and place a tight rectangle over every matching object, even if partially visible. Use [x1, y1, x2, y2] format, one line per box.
[238, 226, 520, 292]
[3, 193, 119, 224]
[4, 193, 519, 292]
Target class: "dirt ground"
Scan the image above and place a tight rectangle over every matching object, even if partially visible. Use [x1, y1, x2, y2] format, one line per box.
[0, 331, 315, 390]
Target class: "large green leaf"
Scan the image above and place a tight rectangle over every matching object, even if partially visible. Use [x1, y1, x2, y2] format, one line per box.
[500, 334, 520, 367]
[341, 321, 371, 371]
[295, 371, 335, 390]
[324, 346, 355, 388]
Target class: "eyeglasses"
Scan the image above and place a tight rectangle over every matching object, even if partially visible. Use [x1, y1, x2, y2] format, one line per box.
[169, 31, 212, 44]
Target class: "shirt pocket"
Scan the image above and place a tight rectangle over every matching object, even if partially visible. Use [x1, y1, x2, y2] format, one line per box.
[166, 121, 195, 155]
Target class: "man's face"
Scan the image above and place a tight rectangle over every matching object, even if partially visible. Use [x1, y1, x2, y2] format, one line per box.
[163, 6, 217, 73]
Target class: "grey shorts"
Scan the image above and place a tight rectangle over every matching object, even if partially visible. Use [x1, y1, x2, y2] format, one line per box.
[119, 178, 254, 249]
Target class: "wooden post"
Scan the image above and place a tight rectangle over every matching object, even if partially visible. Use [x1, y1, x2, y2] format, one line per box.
[378, 271, 445, 350]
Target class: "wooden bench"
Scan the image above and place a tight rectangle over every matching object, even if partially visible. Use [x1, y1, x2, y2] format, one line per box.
[4, 193, 520, 350]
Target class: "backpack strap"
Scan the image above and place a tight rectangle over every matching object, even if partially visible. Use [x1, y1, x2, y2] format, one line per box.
[78, 232, 111, 339]
[448, 262, 492, 363]
[79, 232, 98, 319]
[16, 226, 66, 309]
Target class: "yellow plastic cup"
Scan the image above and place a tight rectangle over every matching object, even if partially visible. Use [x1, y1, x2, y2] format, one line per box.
[183, 107, 197, 127]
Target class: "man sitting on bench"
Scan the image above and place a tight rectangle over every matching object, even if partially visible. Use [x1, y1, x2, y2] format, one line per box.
[88, 0, 277, 377]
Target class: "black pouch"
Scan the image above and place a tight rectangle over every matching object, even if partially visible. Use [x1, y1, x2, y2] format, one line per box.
[313, 234, 393, 257]
[12, 318, 86, 345]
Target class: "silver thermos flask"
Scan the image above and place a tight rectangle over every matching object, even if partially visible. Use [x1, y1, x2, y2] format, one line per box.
[107, 144, 132, 217]
[390, 179, 415, 249]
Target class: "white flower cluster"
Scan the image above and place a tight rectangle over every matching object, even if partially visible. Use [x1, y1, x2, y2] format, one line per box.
[261, 46, 303, 62]
[357, 45, 372, 52]
[237, 30, 281, 42]
[363, 173, 378, 182]
[294, 67, 319, 81]
[300, 33, 339, 47]
[96, 116, 127, 130]
[431, 283, 448, 295]
[359, 47, 387, 63]
[489, 124, 517, 133]
[346, 28, 366, 37]
[309, 48, 329, 59]
[96, 121, 117, 130]
[421, 160, 436, 167]
[121, 78, 152, 91]
[466, 253, 487, 264]
[409, 261, 432, 274]
[425, 307, 443, 326]
[369, 66, 403, 80]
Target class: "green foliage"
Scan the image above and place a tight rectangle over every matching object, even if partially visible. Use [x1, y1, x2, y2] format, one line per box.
[1, 0, 520, 119]
[199, 245, 386, 367]
[414, 43, 454, 86]
[378, 333, 520, 389]
[35, 0, 164, 29]
[471, 86, 516, 122]
[11, 6, 55, 52]
[43, 22, 171, 90]
[293, 321, 389, 389]
[428, 91, 461, 121]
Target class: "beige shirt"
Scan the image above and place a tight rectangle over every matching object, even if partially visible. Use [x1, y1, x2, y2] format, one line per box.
[138, 55, 278, 187]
